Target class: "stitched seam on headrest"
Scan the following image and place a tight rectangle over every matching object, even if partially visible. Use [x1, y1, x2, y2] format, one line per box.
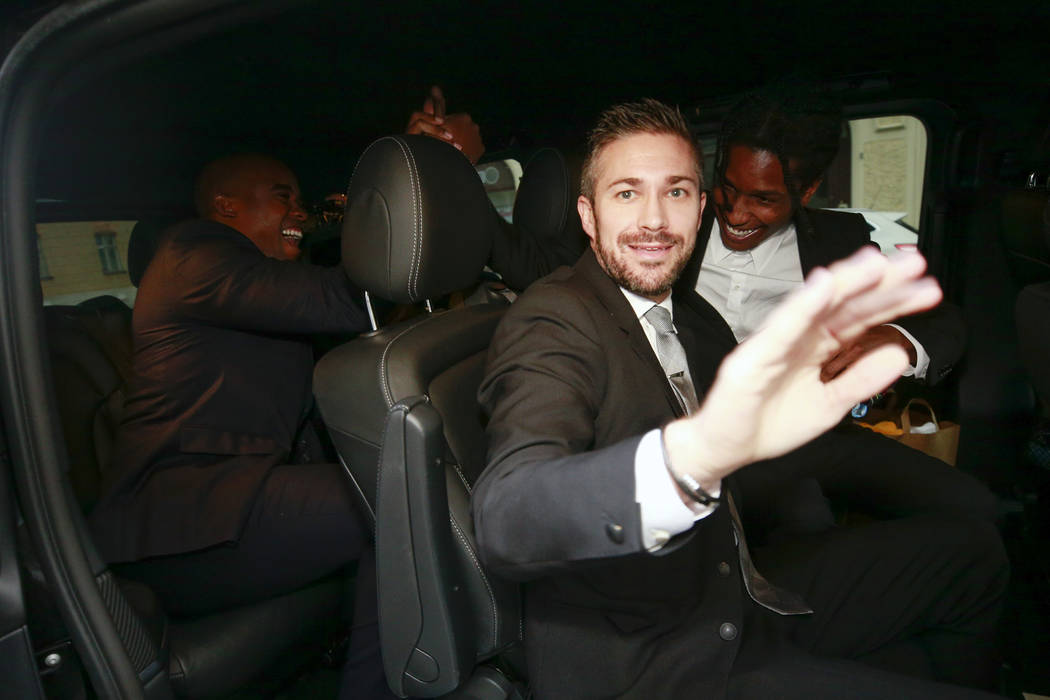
[390, 137, 423, 300]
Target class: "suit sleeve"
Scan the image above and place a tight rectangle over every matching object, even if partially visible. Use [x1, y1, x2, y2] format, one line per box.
[473, 285, 648, 581]
[809, 209, 965, 385]
[487, 204, 586, 292]
[170, 236, 371, 335]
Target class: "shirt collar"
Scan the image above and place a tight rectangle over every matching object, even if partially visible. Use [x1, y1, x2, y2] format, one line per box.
[620, 286, 674, 322]
[709, 218, 798, 274]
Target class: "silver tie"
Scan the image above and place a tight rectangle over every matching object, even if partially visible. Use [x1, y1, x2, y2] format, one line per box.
[643, 304, 812, 616]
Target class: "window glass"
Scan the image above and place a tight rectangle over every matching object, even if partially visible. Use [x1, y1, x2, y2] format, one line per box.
[95, 231, 126, 274]
[816, 115, 926, 253]
[476, 158, 523, 222]
[38, 221, 137, 306]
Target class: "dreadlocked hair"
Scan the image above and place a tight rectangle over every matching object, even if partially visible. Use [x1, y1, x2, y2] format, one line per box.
[714, 84, 842, 242]
[581, 98, 702, 201]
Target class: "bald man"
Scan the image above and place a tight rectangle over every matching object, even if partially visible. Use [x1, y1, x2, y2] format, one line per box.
[89, 154, 391, 698]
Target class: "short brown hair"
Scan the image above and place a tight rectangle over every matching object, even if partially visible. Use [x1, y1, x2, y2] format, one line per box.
[580, 98, 702, 200]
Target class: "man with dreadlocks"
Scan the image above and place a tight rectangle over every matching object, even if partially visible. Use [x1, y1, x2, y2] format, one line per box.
[673, 85, 997, 545]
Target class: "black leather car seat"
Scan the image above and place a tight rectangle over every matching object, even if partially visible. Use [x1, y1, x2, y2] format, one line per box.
[490, 146, 586, 293]
[41, 223, 343, 697]
[314, 134, 524, 699]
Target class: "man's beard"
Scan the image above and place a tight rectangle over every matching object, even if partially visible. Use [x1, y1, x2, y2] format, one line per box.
[594, 230, 694, 299]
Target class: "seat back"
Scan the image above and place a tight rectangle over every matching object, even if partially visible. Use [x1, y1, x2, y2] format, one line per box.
[314, 135, 522, 697]
[43, 296, 134, 511]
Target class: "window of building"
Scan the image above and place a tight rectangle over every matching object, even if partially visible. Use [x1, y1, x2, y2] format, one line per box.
[37, 220, 137, 306]
[95, 230, 125, 274]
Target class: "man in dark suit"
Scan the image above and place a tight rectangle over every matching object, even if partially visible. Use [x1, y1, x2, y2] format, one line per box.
[474, 99, 1007, 698]
[88, 154, 392, 698]
[671, 88, 995, 540]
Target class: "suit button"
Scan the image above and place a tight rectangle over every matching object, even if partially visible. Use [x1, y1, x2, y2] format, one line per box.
[605, 523, 625, 544]
[717, 561, 731, 577]
[719, 622, 738, 641]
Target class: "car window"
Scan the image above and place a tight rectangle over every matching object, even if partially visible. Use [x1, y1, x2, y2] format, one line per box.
[820, 115, 927, 253]
[38, 220, 138, 307]
[476, 158, 523, 222]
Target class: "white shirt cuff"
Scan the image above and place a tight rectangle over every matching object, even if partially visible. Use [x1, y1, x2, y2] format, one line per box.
[885, 323, 930, 379]
[634, 429, 720, 551]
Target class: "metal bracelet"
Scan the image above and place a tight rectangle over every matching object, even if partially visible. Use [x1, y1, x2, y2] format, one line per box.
[660, 427, 720, 506]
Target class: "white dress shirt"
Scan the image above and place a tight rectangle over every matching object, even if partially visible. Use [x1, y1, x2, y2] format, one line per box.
[696, 219, 929, 378]
[619, 288, 721, 551]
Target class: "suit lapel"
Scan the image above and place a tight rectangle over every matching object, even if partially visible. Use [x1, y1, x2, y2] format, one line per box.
[575, 251, 686, 419]
[796, 208, 821, 276]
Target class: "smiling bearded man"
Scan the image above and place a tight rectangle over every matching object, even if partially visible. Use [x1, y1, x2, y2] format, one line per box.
[473, 98, 1006, 700]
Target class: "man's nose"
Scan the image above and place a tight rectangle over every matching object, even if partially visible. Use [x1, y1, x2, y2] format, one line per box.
[640, 193, 668, 231]
[721, 190, 749, 223]
[290, 201, 308, 221]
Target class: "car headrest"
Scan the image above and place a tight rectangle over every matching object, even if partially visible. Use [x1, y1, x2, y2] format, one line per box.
[127, 219, 170, 287]
[513, 147, 572, 240]
[342, 135, 493, 304]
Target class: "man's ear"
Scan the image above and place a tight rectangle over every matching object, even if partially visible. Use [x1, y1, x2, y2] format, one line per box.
[698, 191, 707, 228]
[213, 194, 238, 219]
[800, 178, 822, 207]
[577, 195, 597, 246]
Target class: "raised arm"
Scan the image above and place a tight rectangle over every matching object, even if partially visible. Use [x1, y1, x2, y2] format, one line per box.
[663, 247, 942, 495]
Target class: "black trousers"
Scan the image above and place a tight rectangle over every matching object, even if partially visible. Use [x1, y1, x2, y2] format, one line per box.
[736, 423, 999, 543]
[116, 462, 395, 700]
[747, 513, 1009, 697]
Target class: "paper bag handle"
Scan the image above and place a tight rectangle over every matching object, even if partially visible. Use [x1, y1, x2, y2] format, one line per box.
[900, 398, 939, 434]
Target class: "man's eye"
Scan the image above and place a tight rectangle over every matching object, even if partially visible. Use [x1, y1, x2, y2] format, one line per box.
[617, 191, 634, 200]
[669, 188, 686, 198]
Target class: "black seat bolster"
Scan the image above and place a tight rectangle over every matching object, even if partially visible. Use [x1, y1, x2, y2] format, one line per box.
[165, 577, 343, 698]
[376, 398, 475, 698]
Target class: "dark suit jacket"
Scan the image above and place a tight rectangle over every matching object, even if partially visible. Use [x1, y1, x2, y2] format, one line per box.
[675, 204, 965, 385]
[89, 219, 370, 563]
[475, 250, 769, 698]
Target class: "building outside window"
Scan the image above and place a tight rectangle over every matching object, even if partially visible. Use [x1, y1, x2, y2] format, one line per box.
[95, 230, 125, 274]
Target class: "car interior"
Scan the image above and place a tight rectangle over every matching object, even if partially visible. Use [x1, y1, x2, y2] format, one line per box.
[0, 0, 1048, 698]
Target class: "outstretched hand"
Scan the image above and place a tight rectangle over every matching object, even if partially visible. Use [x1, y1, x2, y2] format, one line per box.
[664, 247, 942, 486]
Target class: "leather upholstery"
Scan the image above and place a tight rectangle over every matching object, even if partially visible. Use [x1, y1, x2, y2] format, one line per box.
[165, 577, 342, 698]
[513, 148, 572, 242]
[315, 134, 523, 696]
[342, 134, 494, 303]
[127, 218, 171, 287]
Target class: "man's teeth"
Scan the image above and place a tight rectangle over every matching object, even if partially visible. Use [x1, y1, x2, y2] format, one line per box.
[281, 228, 303, 240]
[726, 224, 760, 237]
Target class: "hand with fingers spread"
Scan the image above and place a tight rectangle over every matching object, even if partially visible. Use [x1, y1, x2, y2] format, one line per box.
[662, 247, 942, 494]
